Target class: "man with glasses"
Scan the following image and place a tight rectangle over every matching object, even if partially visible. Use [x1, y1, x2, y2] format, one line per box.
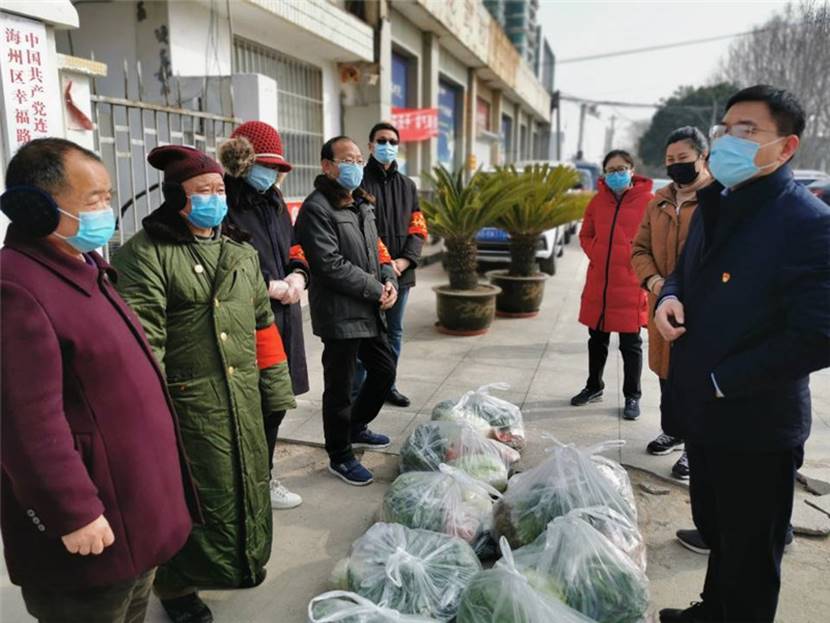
[656, 85, 830, 622]
[295, 136, 398, 486]
[352, 122, 428, 408]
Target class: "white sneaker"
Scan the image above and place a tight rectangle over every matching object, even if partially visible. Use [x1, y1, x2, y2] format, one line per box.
[270, 479, 302, 510]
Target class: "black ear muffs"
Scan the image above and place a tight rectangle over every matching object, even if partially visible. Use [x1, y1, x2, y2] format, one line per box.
[0, 186, 61, 238]
[161, 182, 187, 212]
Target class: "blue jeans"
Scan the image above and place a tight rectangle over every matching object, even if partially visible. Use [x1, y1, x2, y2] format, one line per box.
[353, 285, 410, 396]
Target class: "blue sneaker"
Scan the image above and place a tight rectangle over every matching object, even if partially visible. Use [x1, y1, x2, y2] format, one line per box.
[328, 458, 374, 486]
[351, 428, 391, 450]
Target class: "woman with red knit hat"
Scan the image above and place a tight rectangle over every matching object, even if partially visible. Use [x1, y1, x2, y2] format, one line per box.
[219, 121, 309, 511]
[112, 144, 296, 623]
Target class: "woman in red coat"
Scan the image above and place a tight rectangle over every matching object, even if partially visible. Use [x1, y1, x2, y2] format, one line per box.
[572, 149, 653, 420]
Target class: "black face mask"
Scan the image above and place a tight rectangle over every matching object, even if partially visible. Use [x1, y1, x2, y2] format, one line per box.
[666, 161, 699, 185]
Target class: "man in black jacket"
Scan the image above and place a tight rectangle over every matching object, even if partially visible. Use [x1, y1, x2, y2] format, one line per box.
[656, 85, 830, 623]
[295, 135, 398, 486]
[353, 122, 427, 407]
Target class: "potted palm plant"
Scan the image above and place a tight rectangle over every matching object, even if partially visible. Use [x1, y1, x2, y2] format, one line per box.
[421, 166, 518, 335]
[487, 164, 592, 317]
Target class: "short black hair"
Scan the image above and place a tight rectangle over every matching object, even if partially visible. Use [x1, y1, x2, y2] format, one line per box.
[321, 135, 355, 161]
[602, 149, 634, 170]
[665, 126, 708, 155]
[5, 137, 101, 193]
[369, 122, 399, 142]
[726, 85, 806, 138]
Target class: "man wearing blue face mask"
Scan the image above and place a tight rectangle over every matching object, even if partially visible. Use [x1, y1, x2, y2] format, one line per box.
[655, 86, 830, 623]
[295, 135, 398, 487]
[112, 145, 296, 623]
[352, 122, 428, 408]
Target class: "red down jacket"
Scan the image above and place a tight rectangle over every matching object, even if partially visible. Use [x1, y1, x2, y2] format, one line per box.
[579, 175, 653, 333]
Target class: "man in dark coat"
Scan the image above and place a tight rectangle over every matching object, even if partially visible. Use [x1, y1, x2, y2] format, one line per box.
[0, 138, 197, 622]
[295, 135, 398, 487]
[656, 86, 830, 623]
[219, 120, 309, 511]
[353, 122, 427, 407]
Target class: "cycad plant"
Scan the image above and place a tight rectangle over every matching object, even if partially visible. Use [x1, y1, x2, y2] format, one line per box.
[421, 166, 520, 290]
[491, 164, 591, 276]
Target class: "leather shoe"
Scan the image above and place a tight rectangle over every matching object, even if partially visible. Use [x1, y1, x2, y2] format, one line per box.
[386, 389, 411, 407]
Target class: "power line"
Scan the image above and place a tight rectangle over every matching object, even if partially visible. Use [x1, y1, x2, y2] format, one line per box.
[560, 93, 714, 110]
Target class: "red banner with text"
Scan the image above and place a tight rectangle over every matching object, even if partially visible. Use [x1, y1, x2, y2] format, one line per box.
[391, 107, 439, 142]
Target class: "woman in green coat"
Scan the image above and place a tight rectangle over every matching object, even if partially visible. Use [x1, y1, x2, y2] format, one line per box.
[112, 145, 295, 623]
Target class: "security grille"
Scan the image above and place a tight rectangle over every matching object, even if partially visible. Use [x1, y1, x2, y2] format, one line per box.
[233, 38, 324, 200]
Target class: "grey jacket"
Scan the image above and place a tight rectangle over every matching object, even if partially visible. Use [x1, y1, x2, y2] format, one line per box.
[295, 175, 397, 340]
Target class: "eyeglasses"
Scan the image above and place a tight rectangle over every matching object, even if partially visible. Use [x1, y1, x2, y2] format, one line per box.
[375, 138, 399, 146]
[710, 123, 778, 141]
[604, 166, 631, 174]
[332, 158, 365, 166]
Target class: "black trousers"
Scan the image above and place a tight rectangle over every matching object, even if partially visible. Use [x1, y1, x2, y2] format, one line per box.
[22, 569, 155, 623]
[686, 442, 802, 622]
[263, 410, 286, 472]
[321, 334, 396, 463]
[587, 328, 642, 399]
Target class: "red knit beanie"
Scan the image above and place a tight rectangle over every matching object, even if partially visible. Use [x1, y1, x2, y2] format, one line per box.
[147, 145, 224, 185]
[230, 121, 293, 172]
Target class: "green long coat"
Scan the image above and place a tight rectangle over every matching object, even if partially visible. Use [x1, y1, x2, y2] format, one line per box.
[112, 206, 295, 590]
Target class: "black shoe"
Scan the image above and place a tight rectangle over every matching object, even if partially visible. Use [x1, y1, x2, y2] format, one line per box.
[647, 433, 684, 456]
[676, 528, 709, 555]
[672, 451, 690, 480]
[161, 593, 214, 623]
[386, 388, 411, 408]
[571, 387, 603, 406]
[659, 601, 719, 622]
[623, 397, 640, 420]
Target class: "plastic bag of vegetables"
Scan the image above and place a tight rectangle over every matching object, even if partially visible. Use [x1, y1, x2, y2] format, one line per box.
[431, 383, 526, 450]
[591, 454, 637, 520]
[493, 439, 637, 547]
[308, 591, 440, 622]
[511, 513, 649, 623]
[381, 465, 500, 557]
[328, 523, 481, 621]
[400, 421, 519, 491]
[456, 537, 595, 623]
[568, 506, 646, 573]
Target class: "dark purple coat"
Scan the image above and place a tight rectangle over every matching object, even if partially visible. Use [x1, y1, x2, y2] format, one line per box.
[0, 228, 198, 590]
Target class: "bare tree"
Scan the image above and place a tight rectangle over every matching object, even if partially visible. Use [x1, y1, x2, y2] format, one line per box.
[719, 1, 830, 170]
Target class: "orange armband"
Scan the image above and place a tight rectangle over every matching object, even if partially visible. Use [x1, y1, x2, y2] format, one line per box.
[255, 324, 287, 369]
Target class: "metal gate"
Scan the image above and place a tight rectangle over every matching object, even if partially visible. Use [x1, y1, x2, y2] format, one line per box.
[90, 66, 238, 258]
[233, 37, 324, 200]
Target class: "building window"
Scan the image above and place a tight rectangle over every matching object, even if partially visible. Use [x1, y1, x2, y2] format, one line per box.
[476, 97, 491, 133]
[520, 124, 529, 160]
[501, 114, 513, 163]
[233, 38, 324, 199]
[438, 80, 461, 170]
[391, 52, 411, 174]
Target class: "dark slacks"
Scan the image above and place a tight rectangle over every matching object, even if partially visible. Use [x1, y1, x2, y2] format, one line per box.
[321, 334, 396, 463]
[686, 442, 802, 622]
[263, 409, 286, 472]
[587, 328, 643, 399]
[22, 569, 155, 623]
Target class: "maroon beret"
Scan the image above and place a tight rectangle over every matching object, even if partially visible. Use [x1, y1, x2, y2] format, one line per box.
[147, 145, 224, 185]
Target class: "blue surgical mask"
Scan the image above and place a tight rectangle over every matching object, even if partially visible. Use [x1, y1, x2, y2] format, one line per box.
[55, 207, 116, 253]
[187, 194, 228, 228]
[605, 170, 632, 192]
[374, 143, 398, 165]
[245, 163, 278, 193]
[708, 134, 783, 188]
[337, 162, 364, 191]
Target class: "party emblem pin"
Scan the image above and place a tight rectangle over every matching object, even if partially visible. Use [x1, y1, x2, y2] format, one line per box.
[722, 272, 731, 283]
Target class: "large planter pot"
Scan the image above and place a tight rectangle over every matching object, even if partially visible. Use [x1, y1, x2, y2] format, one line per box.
[486, 269, 548, 318]
[433, 284, 502, 336]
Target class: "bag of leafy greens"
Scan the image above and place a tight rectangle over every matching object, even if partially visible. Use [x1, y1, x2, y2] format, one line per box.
[568, 506, 646, 573]
[493, 439, 636, 548]
[308, 591, 439, 623]
[330, 523, 481, 621]
[431, 383, 526, 450]
[400, 421, 519, 492]
[511, 513, 649, 623]
[455, 538, 595, 623]
[381, 465, 501, 558]
[591, 454, 637, 521]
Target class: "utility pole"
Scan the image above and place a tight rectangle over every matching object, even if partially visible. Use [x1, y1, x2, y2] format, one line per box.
[604, 115, 616, 153]
[577, 102, 587, 161]
[711, 99, 719, 129]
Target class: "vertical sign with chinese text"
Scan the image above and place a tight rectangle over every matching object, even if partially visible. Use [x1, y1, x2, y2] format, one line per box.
[1, 13, 50, 153]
